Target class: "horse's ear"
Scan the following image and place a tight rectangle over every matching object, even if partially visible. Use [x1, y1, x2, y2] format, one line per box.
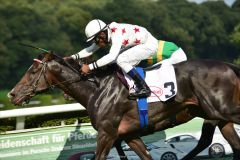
[43, 52, 54, 61]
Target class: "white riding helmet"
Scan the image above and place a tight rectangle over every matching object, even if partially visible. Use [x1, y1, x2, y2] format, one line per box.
[85, 19, 107, 42]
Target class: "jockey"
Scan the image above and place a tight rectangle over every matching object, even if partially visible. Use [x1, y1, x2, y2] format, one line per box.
[65, 19, 187, 99]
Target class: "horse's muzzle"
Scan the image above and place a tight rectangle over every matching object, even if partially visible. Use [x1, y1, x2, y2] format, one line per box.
[7, 90, 30, 106]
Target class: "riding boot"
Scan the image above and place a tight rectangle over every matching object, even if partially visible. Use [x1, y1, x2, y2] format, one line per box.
[127, 68, 151, 99]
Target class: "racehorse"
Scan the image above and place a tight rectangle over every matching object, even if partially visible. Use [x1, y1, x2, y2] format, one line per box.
[8, 52, 240, 159]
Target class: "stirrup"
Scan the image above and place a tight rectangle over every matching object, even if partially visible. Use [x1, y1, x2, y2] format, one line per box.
[128, 88, 151, 100]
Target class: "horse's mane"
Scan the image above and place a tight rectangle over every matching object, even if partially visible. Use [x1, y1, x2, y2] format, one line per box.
[92, 64, 120, 77]
[45, 52, 119, 78]
[46, 53, 240, 81]
[60, 58, 81, 71]
[37, 53, 45, 61]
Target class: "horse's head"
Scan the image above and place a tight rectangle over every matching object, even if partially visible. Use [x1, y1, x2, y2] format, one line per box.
[8, 52, 80, 105]
[8, 49, 121, 106]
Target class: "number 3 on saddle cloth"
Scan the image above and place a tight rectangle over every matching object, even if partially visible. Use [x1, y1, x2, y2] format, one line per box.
[121, 64, 178, 128]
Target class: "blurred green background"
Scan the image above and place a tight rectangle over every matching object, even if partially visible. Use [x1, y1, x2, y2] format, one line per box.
[0, 0, 239, 92]
[0, 1, 239, 159]
[0, 0, 239, 128]
[0, 0, 240, 134]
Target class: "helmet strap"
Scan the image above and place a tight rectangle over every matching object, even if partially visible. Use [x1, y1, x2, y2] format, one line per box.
[103, 30, 108, 44]
[94, 30, 108, 44]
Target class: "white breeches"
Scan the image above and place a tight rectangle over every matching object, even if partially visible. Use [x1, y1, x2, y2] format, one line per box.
[159, 48, 187, 66]
[116, 33, 158, 73]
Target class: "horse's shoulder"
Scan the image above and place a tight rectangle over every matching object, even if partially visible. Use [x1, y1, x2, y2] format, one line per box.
[92, 64, 119, 77]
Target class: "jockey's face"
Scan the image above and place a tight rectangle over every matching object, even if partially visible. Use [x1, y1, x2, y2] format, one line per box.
[94, 31, 107, 48]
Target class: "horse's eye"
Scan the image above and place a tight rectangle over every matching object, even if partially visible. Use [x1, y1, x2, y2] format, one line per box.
[31, 66, 40, 74]
[32, 69, 38, 74]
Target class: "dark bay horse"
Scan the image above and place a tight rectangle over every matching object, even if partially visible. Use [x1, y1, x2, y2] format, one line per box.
[8, 52, 240, 159]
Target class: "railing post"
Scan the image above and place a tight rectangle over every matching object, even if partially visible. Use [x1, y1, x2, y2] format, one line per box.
[61, 120, 65, 126]
[16, 116, 25, 130]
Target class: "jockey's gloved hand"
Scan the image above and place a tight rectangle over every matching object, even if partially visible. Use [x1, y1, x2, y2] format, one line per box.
[81, 64, 90, 75]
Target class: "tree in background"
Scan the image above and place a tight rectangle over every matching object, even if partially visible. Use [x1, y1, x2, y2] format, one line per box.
[230, 24, 240, 46]
[230, 23, 240, 65]
[0, 4, 73, 89]
[232, 0, 240, 9]
[0, 0, 239, 89]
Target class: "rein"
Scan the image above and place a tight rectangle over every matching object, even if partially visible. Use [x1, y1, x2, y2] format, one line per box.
[32, 61, 81, 94]
[28, 59, 99, 97]
[21, 61, 53, 101]
[19, 44, 88, 97]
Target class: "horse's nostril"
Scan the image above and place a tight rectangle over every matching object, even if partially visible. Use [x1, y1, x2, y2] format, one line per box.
[7, 92, 15, 98]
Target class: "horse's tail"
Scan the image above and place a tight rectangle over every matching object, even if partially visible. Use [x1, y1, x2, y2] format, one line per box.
[225, 62, 240, 78]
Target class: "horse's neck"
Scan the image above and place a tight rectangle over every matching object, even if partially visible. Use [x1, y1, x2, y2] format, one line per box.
[55, 69, 119, 108]
[49, 66, 90, 108]
[50, 62, 127, 125]
[68, 75, 122, 125]
[59, 78, 96, 108]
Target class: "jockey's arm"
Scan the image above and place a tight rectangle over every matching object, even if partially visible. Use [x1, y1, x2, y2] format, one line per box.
[88, 38, 122, 70]
[71, 43, 99, 60]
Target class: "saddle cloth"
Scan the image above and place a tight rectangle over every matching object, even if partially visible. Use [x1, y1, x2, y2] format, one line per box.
[124, 64, 177, 102]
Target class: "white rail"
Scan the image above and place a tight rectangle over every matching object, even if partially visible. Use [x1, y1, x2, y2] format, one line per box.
[0, 103, 85, 118]
[0, 103, 85, 130]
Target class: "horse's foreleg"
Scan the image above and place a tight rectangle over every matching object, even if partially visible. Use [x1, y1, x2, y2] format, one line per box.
[182, 120, 218, 160]
[95, 129, 117, 160]
[113, 139, 128, 160]
[124, 135, 152, 160]
[218, 121, 240, 160]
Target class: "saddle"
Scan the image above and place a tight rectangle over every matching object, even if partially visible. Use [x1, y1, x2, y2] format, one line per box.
[117, 63, 178, 103]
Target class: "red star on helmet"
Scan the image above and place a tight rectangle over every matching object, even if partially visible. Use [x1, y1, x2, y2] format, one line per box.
[122, 28, 126, 35]
[122, 39, 129, 46]
[134, 39, 141, 44]
[134, 27, 140, 33]
[111, 27, 117, 33]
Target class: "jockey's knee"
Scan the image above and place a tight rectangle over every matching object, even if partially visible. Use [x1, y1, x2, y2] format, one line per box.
[116, 58, 133, 73]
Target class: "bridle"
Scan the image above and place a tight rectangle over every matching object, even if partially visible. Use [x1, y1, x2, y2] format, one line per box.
[23, 60, 55, 100]
[31, 60, 52, 94]
[29, 59, 81, 95]
[17, 44, 91, 99]
[27, 57, 99, 98]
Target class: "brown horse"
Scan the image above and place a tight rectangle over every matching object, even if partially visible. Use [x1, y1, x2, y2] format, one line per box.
[8, 52, 240, 159]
